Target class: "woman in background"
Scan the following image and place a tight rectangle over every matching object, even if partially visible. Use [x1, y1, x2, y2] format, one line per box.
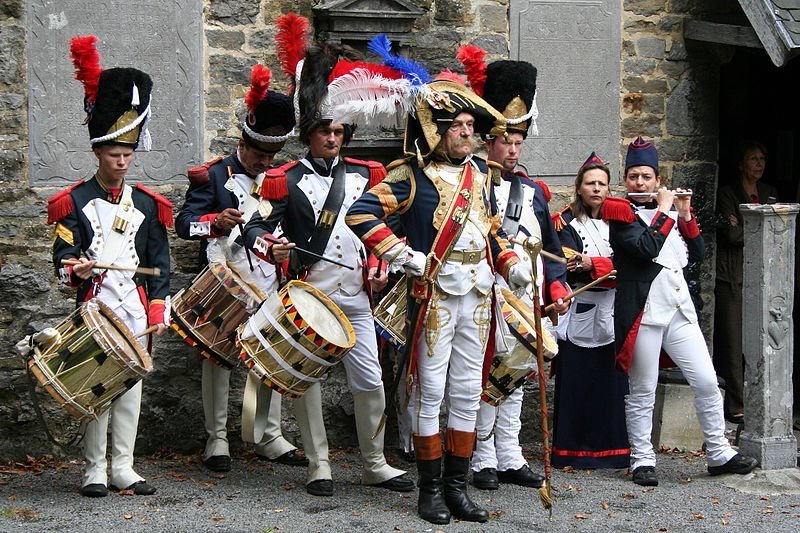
[551, 153, 630, 469]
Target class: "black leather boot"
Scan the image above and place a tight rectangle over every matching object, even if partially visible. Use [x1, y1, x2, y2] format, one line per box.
[443, 429, 488, 523]
[414, 434, 450, 525]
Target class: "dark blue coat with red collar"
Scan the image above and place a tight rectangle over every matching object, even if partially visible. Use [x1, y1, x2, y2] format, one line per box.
[602, 196, 703, 372]
[175, 154, 250, 264]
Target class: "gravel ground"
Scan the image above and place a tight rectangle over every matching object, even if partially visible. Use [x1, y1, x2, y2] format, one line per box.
[2, 435, 800, 533]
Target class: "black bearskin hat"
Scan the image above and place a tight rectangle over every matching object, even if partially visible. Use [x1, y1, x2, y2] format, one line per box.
[89, 67, 153, 148]
[241, 64, 296, 152]
[482, 60, 537, 138]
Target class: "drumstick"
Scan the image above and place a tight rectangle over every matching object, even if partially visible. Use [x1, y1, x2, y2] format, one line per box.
[259, 235, 355, 270]
[134, 325, 159, 338]
[543, 269, 617, 312]
[510, 237, 568, 264]
[61, 258, 161, 277]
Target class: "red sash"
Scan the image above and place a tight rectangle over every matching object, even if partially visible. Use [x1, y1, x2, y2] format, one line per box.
[407, 164, 475, 377]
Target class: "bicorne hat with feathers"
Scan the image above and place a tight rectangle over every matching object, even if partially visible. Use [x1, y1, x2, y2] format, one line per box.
[70, 35, 153, 150]
[457, 46, 538, 138]
[242, 64, 295, 152]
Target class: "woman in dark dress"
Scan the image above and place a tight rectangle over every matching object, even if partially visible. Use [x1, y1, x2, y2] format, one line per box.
[550, 153, 630, 469]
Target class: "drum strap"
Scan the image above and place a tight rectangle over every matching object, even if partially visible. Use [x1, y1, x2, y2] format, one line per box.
[290, 161, 347, 277]
[501, 174, 524, 237]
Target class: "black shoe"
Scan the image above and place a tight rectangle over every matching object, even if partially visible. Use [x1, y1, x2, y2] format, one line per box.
[110, 481, 157, 495]
[471, 468, 499, 490]
[631, 466, 658, 487]
[726, 413, 745, 425]
[708, 454, 758, 476]
[398, 449, 415, 463]
[497, 464, 544, 488]
[306, 479, 333, 496]
[370, 473, 415, 492]
[203, 455, 231, 472]
[81, 483, 108, 497]
[259, 449, 309, 467]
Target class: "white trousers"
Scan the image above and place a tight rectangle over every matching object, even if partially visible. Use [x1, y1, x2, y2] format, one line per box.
[472, 387, 525, 471]
[328, 290, 383, 394]
[626, 312, 737, 470]
[412, 287, 491, 436]
[82, 306, 145, 488]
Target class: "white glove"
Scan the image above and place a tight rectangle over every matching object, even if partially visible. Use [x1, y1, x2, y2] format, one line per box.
[508, 264, 532, 290]
[402, 250, 427, 277]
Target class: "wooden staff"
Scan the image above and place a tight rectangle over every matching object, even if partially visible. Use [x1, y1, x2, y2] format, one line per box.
[60, 258, 161, 277]
[543, 270, 617, 312]
[510, 237, 567, 264]
[134, 325, 159, 338]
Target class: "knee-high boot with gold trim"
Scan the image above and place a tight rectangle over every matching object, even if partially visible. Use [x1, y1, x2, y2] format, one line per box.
[443, 428, 488, 523]
[414, 433, 451, 525]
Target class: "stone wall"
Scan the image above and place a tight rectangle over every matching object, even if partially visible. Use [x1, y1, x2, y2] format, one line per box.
[0, 0, 734, 460]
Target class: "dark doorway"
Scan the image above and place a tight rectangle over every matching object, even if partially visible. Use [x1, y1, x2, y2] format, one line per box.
[718, 49, 800, 201]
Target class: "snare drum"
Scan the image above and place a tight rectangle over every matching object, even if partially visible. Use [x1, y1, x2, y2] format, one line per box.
[26, 299, 153, 421]
[482, 287, 558, 406]
[237, 280, 356, 398]
[374, 276, 407, 348]
[171, 262, 266, 368]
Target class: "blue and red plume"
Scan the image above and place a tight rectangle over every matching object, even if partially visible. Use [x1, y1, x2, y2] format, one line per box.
[367, 34, 431, 86]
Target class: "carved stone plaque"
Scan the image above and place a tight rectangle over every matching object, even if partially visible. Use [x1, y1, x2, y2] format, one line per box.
[27, 0, 203, 185]
[510, 0, 620, 185]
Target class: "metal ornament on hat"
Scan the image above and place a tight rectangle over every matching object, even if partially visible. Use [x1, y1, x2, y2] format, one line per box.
[89, 84, 153, 151]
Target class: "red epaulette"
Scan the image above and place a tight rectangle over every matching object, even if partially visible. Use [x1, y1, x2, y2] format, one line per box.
[535, 180, 552, 202]
[259, 160, 298, 200]
[47, 180, 84, 224]
[552, 205, 570, 231]
[187, 156, 224, 185]
[136, 184, 175, 228]
[344, 157, 387, 187]
[601, 196, 636, 223]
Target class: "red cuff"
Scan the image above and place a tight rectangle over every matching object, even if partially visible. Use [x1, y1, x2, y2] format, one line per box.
[678, 216, 701, 239]
[252, 233, 275, 263]
[590, 257, 614, 279]
[199, 213, 224, 238]
[548, 281, 570, 303]
[651, 211, 675, 237]
[148, 301, 166, 326]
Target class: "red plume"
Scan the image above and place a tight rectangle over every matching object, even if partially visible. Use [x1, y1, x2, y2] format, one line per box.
[328, 60, 403, 82]
[70, 35, 103, 105]
[456, 45, 487, 96]
[435, 69, 466, 85]
[245, 64, 272, 114]
[276, 13, 310, 85]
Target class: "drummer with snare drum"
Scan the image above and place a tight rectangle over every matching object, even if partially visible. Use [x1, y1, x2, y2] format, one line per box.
[175, 65, 310, 473]
[464, 57, 570, 491]
[243, 40, 413, 498]
[49, 36, 171, 498]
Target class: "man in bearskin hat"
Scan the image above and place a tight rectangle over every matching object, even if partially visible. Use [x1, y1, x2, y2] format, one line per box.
[243, 41, 414, 498]
[347, 77, 534, 524]
[49, 36, 172, 497]
[174, 64, 311, 473]
[465, 57, 570, 491]
[603, 136, 758, 486]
